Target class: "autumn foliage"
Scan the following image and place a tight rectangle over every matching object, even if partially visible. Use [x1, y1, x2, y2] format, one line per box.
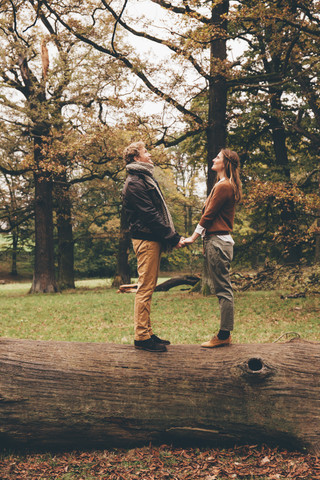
[1, 444, 320, 479]
[242, 180, 320, 262]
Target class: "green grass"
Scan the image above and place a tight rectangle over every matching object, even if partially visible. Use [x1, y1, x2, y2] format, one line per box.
[1, 278, 319, 344]
[0, 280, 319, 479]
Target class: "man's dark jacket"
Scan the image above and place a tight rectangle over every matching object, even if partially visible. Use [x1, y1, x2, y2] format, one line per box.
[122, 171, 180, 249]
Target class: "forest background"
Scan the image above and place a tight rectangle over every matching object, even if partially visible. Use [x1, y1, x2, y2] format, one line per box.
[0, 0, 319, 292]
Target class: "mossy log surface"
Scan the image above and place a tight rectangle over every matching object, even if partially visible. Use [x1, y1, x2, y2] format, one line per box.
[0, 337, 319, 452]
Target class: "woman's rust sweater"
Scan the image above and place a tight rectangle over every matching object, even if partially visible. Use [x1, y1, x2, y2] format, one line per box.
[199, 180, 235, 234]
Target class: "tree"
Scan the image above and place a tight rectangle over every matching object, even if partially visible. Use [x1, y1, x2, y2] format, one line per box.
[0, 1, 136, 289]
[36, 0, 233, 291]
[0, 172, 33, 276]
[3, 0, 319, 276]
[112, 205, 131, 286]
[230, 0, 320, 263]
[0, 124, 34, 276]
[38, 0, 232, 189]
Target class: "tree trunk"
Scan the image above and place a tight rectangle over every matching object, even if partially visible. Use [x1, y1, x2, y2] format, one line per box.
[154, 275, 201, 292]
[30, 168, 58, 293]
[1, 337, 319, 453]
[269, 91, 291, 180]
[202, 0, 229, 295]
[17, 54, 57, 293]
[316, 165, 320, 263]
[10, 229, 18, 276]
[118, 275, 201, 293]
[269, 91, 302, 264]
[55, 179, 75, 290]
[206, 0, 229, 195]
[291, 65, 320, 262]
[112, 206, 131, 287]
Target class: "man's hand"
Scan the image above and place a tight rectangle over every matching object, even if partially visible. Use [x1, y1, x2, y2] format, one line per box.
[175, 237, 185, 248]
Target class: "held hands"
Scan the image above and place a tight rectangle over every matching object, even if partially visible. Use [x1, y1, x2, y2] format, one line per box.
[175, 235, 196, 248]
[182, 236, 195, 246]
[175, 237, 185, 248]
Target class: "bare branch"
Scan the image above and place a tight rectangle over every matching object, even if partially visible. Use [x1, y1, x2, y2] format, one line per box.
[155, 126, 206, 147]
[0, 163, 32, 176]
[40, 0, 203, 125]
[111, 0, 128, 55]
[150, 0, 211, 25]
[8, 0, 30, 46]
[0, 211, 34, 233]
[100, 0, 210, 80]
[298, 168, 320, 188]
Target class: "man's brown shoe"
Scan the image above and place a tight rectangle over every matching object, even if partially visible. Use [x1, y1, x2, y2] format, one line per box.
[201, 335, 231, 348]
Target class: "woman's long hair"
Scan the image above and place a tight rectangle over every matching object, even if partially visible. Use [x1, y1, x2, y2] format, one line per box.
[220, 148, 242, 203]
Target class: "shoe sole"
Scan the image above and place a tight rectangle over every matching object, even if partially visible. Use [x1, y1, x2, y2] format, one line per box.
[151, 337, 171, 345]
[201, 342, 231, 348]
[134, 346, 167, 352]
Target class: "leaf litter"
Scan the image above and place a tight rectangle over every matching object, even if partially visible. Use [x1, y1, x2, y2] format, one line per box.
[1, 444, 319, 479]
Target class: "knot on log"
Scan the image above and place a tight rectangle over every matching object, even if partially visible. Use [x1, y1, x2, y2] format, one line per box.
[248, 358, 263, 371]
[239, 357, 274, 383]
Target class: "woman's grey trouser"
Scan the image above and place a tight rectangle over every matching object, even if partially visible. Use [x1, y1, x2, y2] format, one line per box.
[204, 235, 234, 332]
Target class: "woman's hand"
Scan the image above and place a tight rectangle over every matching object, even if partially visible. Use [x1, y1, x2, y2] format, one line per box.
[179, 231, 200, 246]
[183, 236, 195, 245]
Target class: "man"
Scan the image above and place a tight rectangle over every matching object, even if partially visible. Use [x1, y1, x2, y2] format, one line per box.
[122, 141, 184, 352]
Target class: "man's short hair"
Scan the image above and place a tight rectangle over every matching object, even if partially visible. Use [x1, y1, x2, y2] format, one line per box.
[123, 141, 145, 165]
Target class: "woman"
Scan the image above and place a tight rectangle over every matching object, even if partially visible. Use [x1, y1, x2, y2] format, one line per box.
[183, 149, 242, 348]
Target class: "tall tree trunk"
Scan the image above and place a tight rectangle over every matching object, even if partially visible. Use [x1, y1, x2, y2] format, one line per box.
[112, 206, 131, 287]
[269, 90, 301, 264]
[30, 138, 57, 293]
[11, 229, 18, 276]
[269, 90, 290, 180]
[203, 0, 229, 294]
[206, 0, 229, 195]
[18, 55, 58, 293]
[55, 178, 75, 290]
[1, 338, 319, 453]
[293, 71, 320, 264]
[316, 165, 320, 263]
[187, 204, 193, 236]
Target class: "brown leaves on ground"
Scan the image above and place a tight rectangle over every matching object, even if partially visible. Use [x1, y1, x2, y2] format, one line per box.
[1, 444, 320, 480]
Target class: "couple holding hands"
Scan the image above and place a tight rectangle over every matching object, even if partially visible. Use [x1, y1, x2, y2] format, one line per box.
[122, 141, 242, 352]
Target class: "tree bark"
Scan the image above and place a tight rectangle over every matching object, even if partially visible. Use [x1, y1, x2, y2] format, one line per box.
[202, 0, 229, 295]
[18, 53, 58, 294]
[55, 179, 75, 290]
[10, 228, 18, 276]
[112, 206, 131, 287]
[30, 168, 57, 293]
[206, 0, 229, 195]
[269, 90, 291, 180]
[154, 275, 201, 292]
[118, 275, 201, 293]
[316, 165, 320, 264]
[0, 337, 319, 453]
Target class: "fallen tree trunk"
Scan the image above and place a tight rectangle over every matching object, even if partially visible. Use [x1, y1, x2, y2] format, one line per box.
[118, 275, 201, 293]
[1, 337, 320, 452]
[154, 275, 201, 292]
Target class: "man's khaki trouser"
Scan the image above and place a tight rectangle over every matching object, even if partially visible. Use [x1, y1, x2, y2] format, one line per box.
[204, 235, 234, 332]
[132, 239, 162, 341]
